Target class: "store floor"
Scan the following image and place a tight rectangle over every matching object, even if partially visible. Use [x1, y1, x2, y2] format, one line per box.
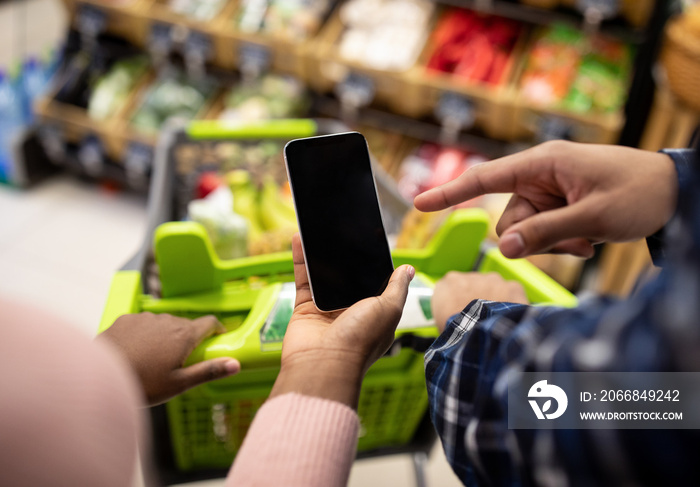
[0, 176, 463, 487]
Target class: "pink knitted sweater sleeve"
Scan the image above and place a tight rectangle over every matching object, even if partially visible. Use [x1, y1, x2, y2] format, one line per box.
[226, 393, 360, 487]
[0, 299, 145, 487]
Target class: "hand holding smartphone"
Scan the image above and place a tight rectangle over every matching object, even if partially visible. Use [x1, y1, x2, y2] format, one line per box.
[284, 132, 394, 311]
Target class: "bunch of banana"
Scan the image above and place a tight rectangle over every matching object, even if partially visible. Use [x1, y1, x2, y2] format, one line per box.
[396, 207, 450, 249]
[227, 170, 298, 256]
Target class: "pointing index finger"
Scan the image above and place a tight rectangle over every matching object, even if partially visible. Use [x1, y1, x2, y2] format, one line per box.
[413, 152, 528, 212]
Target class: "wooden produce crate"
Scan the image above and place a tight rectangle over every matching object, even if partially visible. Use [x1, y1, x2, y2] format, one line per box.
[35, 96, 120, 160]
[407, 11, 530, 140]
[63, 0, 154, 46]
[115, 73, 223, 160]
[35, 66, 151, 162]
[511, 100, 625, 144]
[526, 253, 584, 291]
[147, 0, 232, 30]
[304, 4, 435, 117]
[360, 126, 407, 178]
[660, 16, 700, 114]
[217, 0, 333, 79]
[639, 73, 700, 151]
[595, 240, 657, 297]
[385, 136, 424, 180]
[520, 0, 654, 28]
[508, 26, 628, 144]
[519, 0, 558, 8]
[143, 0, 234, 72]
[195, 88, 231, 121]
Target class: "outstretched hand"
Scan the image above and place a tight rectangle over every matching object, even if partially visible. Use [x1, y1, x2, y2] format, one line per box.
[269, 234, 415, 409]
[414, 141, 678, 259]
[98, 313, 240, 406]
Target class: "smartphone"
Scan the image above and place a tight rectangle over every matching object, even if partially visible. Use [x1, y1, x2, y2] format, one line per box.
[284, 132, 394, 311]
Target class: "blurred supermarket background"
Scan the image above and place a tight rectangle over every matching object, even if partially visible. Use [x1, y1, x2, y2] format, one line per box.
[1, 0, 700, 485]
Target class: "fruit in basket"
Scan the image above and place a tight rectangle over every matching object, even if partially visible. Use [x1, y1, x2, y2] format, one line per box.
[520, 23, 632, 112]
[255, 178, 298, 255]
[520, 24, 583, 105]
[226, 169, 298, 255]
[196, 171, 223, 199]
[395, 143, 488, 248]
[228, 170, 266, 241]
[396, 207, 449, 249]
[428, 148, 468, 189]
[259, 177, 298, 232]
[188, 186, 249, 260]
[562, 34, 631, 113]
[426, 9, 521, 86]
[564, 58, 627, 113]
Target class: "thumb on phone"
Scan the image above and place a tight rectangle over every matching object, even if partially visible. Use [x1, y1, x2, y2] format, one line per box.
[368, 264, 415, 331]
[381, 265, 415, 308]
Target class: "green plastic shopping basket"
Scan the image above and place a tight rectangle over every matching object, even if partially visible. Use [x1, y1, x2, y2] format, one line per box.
[99, 119, 577, 480]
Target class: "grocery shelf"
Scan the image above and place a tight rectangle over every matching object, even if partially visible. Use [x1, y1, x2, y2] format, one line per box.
[27, 0, 671, 190]
[311, 94, 513, 159]
[436, 0, 648, 44]
[31, 89, 514, 190]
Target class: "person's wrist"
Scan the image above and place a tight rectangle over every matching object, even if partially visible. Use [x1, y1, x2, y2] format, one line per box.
[270, 351, 366, 409]
[654, 151, 681, 231]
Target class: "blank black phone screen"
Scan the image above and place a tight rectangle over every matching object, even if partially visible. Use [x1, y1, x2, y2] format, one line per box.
[285, 132, 394, 311]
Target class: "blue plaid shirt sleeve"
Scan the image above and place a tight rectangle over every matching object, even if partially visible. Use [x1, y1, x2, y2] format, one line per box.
[425, 149, 700, 486]
[646, 149, 696, 266]
[425, 300, 531, 485]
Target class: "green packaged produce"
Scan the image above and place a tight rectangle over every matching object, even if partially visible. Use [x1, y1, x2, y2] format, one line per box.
[131, 74, 215, 135]
[219, 74, 308, 121]
[88, 56, 149, 120]
[169, 0, 227, 21]
[237, 0, 331, 40]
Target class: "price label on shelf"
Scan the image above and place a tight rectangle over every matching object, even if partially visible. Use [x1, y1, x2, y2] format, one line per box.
[473, 0, 494, 13]
[149, 23, 175, 60]
[239, 42, 271, 79]
[78, 135, 105, 177]
[576, 0, 620, 20]
[536, 116, 573, 143]
[435, 92, 475, 129]
[335, 73, 375, 108]
[185, 31, 213, 60]
[124, 142, 153, 190]
[76, 3, 107, 40]
[335, 73, 375, 123]
[38, 124, 67, 164]
[185, 31, 213, 79]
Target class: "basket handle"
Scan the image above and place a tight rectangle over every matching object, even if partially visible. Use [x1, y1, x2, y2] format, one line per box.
[154, 208, 576, 308]
[154, 209, 491, 298]
[185, 119, 319, 140]
[392, 209, 489, 275]
[155, 222, 293, 298]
